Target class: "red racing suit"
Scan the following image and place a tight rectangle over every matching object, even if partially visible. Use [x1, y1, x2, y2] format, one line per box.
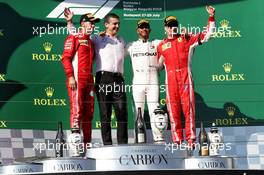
[157, 16, 215, 143]
[62, 33, 94, 143]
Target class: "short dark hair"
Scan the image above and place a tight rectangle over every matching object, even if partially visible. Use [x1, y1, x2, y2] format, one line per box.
[104, 13, 120, 23]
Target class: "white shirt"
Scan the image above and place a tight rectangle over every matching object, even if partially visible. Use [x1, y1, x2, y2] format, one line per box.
[67, 24, 126, 74]
[92, 35, 126, 73]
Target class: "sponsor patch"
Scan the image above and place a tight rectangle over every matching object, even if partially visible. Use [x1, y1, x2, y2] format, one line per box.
[162, 42, 171, 51]
[64, 41, 72, 50]
[79, 39, 88, 46]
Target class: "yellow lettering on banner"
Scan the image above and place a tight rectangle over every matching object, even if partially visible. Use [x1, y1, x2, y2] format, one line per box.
[95, 121, 101, 128]
[94, 121, 117, 128]
[212, 74, 245, 81]
[0, 74, 6, 81]
[32, 54, 62, 61]
[0, 121, 7, 128]
[32, 53, 38, 60]
[33, 98, 66, 106]
[212, 75, 218, 81]
[212, 31, 242, 38]
[215, 118, 248, 126]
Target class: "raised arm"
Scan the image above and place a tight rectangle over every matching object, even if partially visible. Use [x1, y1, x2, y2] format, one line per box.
[64, 8, 77, 35]
[189, 6, 216, 46]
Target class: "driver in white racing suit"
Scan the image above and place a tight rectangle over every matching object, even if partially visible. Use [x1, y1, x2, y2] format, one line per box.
[127, 19, 167, 143]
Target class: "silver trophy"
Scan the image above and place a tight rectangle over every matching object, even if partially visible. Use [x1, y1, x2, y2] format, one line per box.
[208, 123, 223, 156]
[150, 107, 168, 143]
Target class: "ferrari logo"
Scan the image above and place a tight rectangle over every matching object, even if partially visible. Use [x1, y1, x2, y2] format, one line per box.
[178, 37, 182, 42]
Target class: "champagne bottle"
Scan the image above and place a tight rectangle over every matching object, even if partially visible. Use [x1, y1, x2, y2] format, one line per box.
[135, 107, 147, 143]
[199, 121, 209, 156]
[55, 121, 65, 158]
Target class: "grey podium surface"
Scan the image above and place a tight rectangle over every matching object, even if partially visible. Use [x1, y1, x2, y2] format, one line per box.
[185, 156, 234, 169]
[39, 157, 96, 173]
[86, 144, 187, 170]
[0, 144, 235, 174]
[0, 162, 42, 174]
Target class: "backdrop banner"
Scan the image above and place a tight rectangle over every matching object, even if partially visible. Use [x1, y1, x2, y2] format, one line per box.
[0, 0, 263, 130]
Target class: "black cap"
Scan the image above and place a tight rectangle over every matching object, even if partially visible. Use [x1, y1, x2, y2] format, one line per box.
[137, 19, 150, 28]
[80, 13, 100, 24]
[164, 15, 178, 27]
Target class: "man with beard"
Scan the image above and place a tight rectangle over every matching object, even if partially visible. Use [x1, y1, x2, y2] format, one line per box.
[65, 10, 128, 145]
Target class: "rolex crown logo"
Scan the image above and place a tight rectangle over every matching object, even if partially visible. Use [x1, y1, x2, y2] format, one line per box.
[43, 42, 53, 53]
[226, 106, 235, 117]
[223, 63, 232, 73]
[45, 86, 54, 98]
[220, 19, 229, 30]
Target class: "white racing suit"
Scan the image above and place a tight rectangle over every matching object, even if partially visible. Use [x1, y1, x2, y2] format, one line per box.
[127, 39, 165, 142]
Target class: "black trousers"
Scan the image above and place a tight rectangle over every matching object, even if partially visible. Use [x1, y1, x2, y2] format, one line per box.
[95, 71, 128, 145]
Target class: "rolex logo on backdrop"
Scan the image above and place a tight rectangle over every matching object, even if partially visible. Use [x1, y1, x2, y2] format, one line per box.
[226, 106, 235, 117]
[215, 106, 248, 126]
[0, 120, 7, 128]
[95, 109, 117, 128]
[222, 63, 232, 73]
[212, 19, 242, 38]
[32, 42, 62, 61]
[0, 73, 6, 81]
[33, 86, 66, 106]
[45, 86, 54, 97]
[43, 42, 53, 53]
[212, 63, 245, 82]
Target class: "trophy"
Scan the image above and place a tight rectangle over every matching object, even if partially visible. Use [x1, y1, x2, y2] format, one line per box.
[208, 123, 223, 156]
[150, 107, 168, 143]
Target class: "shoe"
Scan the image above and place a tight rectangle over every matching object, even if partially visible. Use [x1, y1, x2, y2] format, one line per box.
[173, 140, 183, 146]
[187, 140, 196, 150]
[68, 132, 82, 157]
[154, 140, 165, 145]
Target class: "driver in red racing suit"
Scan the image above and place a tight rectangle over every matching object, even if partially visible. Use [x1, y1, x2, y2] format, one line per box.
[62, 13, 100, 144]
[157, 6, 216, 146]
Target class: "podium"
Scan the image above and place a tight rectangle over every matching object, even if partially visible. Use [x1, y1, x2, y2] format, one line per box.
[0, 144, 234, 174]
